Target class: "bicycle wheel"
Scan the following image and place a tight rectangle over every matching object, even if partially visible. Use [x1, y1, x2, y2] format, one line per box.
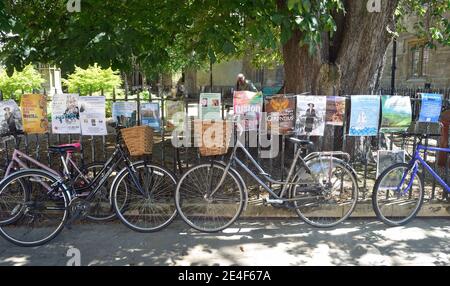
[291, 157, 358, 228]
[111, 162, 177, 233]
[372, 163, 424, 226]
[0, 169, 69, 247]
[73, 162, 117, 222]
[175, 162, 245, 233]
[0, 175, 28, 225]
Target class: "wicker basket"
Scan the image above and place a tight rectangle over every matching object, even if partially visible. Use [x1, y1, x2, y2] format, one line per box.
[121, 126, 154, 156]
[194, 120, 232, 157]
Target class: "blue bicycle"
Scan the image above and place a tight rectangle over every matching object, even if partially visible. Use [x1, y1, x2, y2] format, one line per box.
[372, 132, 442, 226]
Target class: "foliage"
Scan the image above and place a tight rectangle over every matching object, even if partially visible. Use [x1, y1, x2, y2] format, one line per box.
[0, 64, 45, 97]
[63, 64, 122, 95]
[0, 0, 448, 76]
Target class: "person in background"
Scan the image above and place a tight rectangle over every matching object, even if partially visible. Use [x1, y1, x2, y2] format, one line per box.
[236, 73, 258, 92]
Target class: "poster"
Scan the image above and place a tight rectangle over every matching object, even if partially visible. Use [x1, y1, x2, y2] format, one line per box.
[295, 95, 326, 136]
[200, 93, 221, 120]
[349, 95, 380, 137]
[419, 93, 442, 123]
[141, 103, 161, 132]
[233, 91, 263, 131]
[20, 94, 48, 134]
[165, 100, 185, 130]
[377, 150, 406, 180]
[51, 94, 81, 134]
[0, 100, 23, 136]
[264, 95, 296, 135]
[112, 101, 137, 127]
[78, 96, 107, 136]
[326, 96, 346, 126]
[380, 96, 412, 132]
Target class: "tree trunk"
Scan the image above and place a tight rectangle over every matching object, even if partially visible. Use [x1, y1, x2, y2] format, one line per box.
[281, 0, 399, 95]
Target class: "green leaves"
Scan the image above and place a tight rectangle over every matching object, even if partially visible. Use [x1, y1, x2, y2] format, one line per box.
[62, 64, 122, 95]
[0, 65, 45, 97]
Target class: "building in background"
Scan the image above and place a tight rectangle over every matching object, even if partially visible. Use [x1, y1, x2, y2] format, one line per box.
[37, 64, 63, 96]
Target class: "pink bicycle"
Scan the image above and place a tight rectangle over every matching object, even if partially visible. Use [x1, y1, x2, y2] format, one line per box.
[1, 131, 116, 223]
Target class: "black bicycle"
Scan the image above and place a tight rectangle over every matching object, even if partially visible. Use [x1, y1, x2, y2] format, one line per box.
[0, 126, 177, 247]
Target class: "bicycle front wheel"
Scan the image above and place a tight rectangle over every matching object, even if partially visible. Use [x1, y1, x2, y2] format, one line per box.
[175, 163, 245, 233]
[372, 163, 424, 226]
[0, 169, 69, 247]
[111, 162, 177, 233]
[292, 158, 359, 228]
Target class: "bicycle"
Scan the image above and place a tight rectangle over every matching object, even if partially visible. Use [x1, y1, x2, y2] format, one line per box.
[0, 131, 117, 223]
[175, 116, 359, 232]
[372, 132, 442, 226]
[0, 126, 178, 247]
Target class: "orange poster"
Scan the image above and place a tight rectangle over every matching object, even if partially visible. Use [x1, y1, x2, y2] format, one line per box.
[20, 94, 49, 134]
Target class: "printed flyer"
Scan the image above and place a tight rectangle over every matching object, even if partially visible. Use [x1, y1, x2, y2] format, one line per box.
[296, 95, 326, 136]
[233, 91, 263, 131]
[380, 96, 412, 132]
[199, 93, 221, 120]
[20, 94, 48, 134]
[52, 94, 81, 134]
[141, 102, 161, 132]
[419, 93, 443, 123]
[349, 95, 380, 137]
[326, 96, 346, 126]
[112, 101, 137, 127]
[165, 100, 185, 131]
[0, 100, 23, 136]
[264, 95, 295, 135]
[78, 96, 107, 136]
[377, 150, 406, 181]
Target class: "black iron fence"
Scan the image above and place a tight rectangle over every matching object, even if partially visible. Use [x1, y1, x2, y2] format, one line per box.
[1, 87, 450, 203]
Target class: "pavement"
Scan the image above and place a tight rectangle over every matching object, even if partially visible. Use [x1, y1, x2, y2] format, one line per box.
[0, 218, 449, 266]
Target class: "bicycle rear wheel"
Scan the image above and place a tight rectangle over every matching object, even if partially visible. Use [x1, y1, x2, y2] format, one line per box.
[372, 163, 424, 226]
[111, 162, 177, 233]
[292, 158, 358, 228]
[175, 162, 245, 233]
[0, 169, 69, 247]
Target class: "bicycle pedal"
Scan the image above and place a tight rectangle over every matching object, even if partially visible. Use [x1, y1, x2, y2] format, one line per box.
[265, 199, 284, 205]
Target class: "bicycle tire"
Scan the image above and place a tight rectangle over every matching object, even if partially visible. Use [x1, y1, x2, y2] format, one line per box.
[175, 162, 245, 233]
[111, 162, 178, 233]
[372, 163, 424, 226]
[0, 169, 69, 247]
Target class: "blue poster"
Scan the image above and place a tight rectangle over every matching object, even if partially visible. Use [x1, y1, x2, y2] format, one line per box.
[349, 95, 381, 136]
[419, 93, 442, 123]
[141, 103, 161, 132]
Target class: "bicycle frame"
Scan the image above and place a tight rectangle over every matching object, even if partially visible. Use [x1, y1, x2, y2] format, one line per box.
[210, 136, 320, 201]
[400, 145, 450, 194]
[4, 149, 86, 180]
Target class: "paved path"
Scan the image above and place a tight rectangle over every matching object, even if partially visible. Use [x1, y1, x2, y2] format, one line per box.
[0, 219, 449, 266]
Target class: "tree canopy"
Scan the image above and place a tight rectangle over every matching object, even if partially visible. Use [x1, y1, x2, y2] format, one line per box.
[0, 0, 448, 88]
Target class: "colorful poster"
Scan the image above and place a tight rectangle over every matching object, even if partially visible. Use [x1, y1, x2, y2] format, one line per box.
[200, 93, 221, 120]
[165, 100, 185, 131]
[380, 96, 412, 132]
[377, 150, 406, 180]
[20, 94, 48, 134]
[51, 94, 81, 134]
[326, 96, 346, 126]
[0, 100, 23, 136]
[141, 103, 161, 132]
[78, 96, 107, 136]
[349, 95, 380, 137]
[419, 93, 442, 123]
[295, 96, 326, 136]
[112, 101, 137, 127]
[233, 91, 263, 131]
[264, 95, 296, 135]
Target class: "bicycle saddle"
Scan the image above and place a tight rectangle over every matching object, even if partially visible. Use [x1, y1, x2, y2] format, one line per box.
[48, 143, 81, 154]
[288, 137, 314, 147]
